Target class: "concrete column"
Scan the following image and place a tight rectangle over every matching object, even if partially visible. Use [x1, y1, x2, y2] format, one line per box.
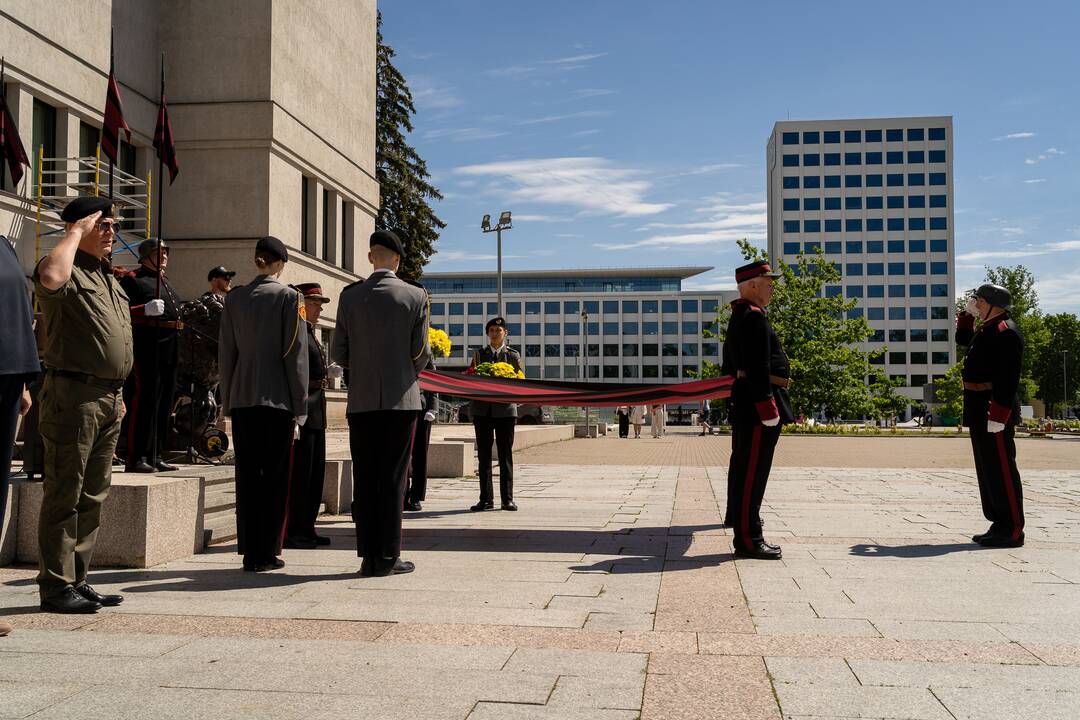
[56, 108, 80, 199]
[304, 175, 323, 259]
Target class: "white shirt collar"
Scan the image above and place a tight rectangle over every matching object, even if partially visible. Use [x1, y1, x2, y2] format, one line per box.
[489, 343, 507, 354]
[373, 268, 397, 278]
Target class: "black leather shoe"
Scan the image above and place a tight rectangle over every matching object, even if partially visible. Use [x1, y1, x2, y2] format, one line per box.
[41, 587, 101, 614]
[470, 501, 494, 512]
[977, 533, 1024, 548]
[404, 500, 422, 511]
[75, 583, 123, 607]
[359, 557, 376, 577]
[154, 460, 178, 472]
[733, 542, 783, 560]
[372, 557, 415, 576]
[311, 534, 331, 546]
[501, 502, 518, 511]
[284, 536, 317, 549]
[126, 460, 156, 473]
[243, 557, 285, 572]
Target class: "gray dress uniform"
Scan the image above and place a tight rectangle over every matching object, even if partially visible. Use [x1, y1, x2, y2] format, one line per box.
[331, 269, 430, 566]
[219, 274, 308, 568]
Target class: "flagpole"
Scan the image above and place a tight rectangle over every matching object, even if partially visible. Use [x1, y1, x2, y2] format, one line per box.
[149, 51, 166, 470]
[108, 27, 115, 201]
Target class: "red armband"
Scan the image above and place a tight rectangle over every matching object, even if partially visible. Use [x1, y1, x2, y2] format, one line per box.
[129, 304, 147, 321]
[988, 401, 1011, 424]
[755, 398, 779, 422]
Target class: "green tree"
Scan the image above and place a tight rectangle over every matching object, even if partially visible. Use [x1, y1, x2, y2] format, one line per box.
[375, 12, 445, 279]
[1034, 312, 1080, 416]
[934, 361, 965, 425]
[869, 373, 910, 425]
[983, 265, 1047, 402]
[723, 239, 879, 420]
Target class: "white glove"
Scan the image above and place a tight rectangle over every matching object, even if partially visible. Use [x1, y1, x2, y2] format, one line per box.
[326, 364, 343, 380]
[987, 420, 1005, 433]
[964, 297, 978, 316]
[424, 410, 436, 423]
[762, 416, 780, 427]
[144, 299, 165, 317]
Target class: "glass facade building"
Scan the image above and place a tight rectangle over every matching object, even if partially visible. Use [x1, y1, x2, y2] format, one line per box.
[767, 116, 955, 403]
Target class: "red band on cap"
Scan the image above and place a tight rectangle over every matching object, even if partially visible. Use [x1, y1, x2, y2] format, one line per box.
[735, 263, 773, 283]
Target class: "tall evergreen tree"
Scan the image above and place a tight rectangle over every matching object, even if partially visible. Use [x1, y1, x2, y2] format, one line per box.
[375, 12, 445, 279]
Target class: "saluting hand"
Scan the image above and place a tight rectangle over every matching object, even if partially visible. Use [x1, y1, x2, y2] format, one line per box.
[71, 211, 102, 238]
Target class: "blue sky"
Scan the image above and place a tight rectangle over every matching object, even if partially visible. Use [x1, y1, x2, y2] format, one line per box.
[380, 0, 1080, 313]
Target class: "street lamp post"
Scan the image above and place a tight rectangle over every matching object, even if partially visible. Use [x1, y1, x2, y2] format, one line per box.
[481, 212, 512, 316]
[582, 308, 590, 436]
[1064, 349, 1070, 419]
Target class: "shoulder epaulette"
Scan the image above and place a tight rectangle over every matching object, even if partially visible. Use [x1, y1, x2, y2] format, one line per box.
[997, 320, 1009, 332]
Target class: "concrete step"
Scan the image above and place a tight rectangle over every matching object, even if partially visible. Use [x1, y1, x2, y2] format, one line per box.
[204, 485, 235, 514]
[204, 509, 237, 546]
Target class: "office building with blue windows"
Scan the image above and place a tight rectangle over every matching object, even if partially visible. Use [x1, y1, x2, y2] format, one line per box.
[767, 117, 955, 405]
[423, 267, 736, 384]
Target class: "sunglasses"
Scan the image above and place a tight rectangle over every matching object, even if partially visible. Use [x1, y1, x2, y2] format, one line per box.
[95, 221, 121, 232]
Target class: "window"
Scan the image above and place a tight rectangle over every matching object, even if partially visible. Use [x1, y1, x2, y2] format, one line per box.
[888, 239, 904, 252]
[931, 307, 949, 320]
[545, 322, 561, 335]
[783, 176, 800, 189]
[601, 365, 618, 379]
[931, 284, 949, 298]
[909, 239, 926, 252]
[928, 150, 946, 163]
[866, 196, 883, 209]
[870, 331, 886, 343]
[845, 129, 862, 143]
[540, 301, 558, 314]
[910, 374, 928, 387]
[820, 196, 839, 211]
[931, 328, 949, 340]
[886, 196, 904, 209]
[782, 132, 800, 144]
[681, 321, 698, 334]
[805, 241, 821, 252]
[662, 300, 678, 313]
[524, 344, 541, 357]
[886, 263, 903, 277]
[910, 306, 927, 318]
[824, 241, 841, 253]
[930, 239, 947, 252]
[846, 241, 863, 253]
[702, 299, 719, 313]
[868, 285, 884, 297]
[849, 307, 864, 318]
[430, 302, 445, 316]
[909, 262, 926, 275]
[886, 151, 904, 164]
[525, 302, 540, 315]
[465, 302, 481, 315]
[681, 343, 699, 357]
[31, 99, 57, 197]
[889, 352, 907, 364]
[930, 262, 948, 275]
[620, 300, 638, 314]
[449, 302, 464, 315]
[805, 220, 821, 233]
[888, 218, 904, 231]
[642, 300, 658, 314]
[825, 285, 842, 297]
[888, 285, 906, 299]
[662, 343, 679, 357]
[525, 322, 541, 335]
[929, 194, 946, 208]
[603, 300, 619, 314]
[866, 129, 883, 142]
[866, 151, 882, 165]
[908, 150, 925, 164]
[504, 301, 521, 315]
[642, 343, 659, 356]
[868, 263, 884, 276]
[702, 343, 718, 357]
[908, 173, 925, 186]
[889, 329, 907, 342]
[846, 219, 862, 232]
[468, 323, 483, 336]
[623, 321, 639, 334]
[911, 351, 928, 364]
[911, 328, 928, 341]
[603, 343, 619, 357]
[564, 322, 580, 335]
[783, 241, 801, 254]
[783, 198, 799, 211]
[618, 365, 638, 379]
[802, 131, 819, 144]
[848, 286, 864, 298]
[868, 307, 885, 320]
[867, 240, 884, 253]
[909, 217, 926, 231]
[662, 321, 678, 334]
[908, 195, 926, 208]
[643, 322, 658, 336]
[783, 154, 799, 167]
[928, 127, 946, 141]
[622, 343, 639, 357]
[908, 128, 925, 141]
[930, 217, 947, 230]
[887, 173, 903, 186]
[932, 351, 950, 365]
[824, 130, 840, 143]
[662, 366, 679, 378]
[825, 219, 841, 233]
[845, 174, 862, 187]
[867, 218, 883, 231]
[825, 175, 841, 188]
[544, 343, 561, 357]
[562, 301, 579, 314]
[804, 175, 821, 188]
[929, 172, 946, 185]
[682, 299, 699, 313]
[602, 321, 618, 335]
[803, 153, 820, 166]
[886, 128, 903, 142]
[845, 152, 861, 165]
[824, 153, 840, 166]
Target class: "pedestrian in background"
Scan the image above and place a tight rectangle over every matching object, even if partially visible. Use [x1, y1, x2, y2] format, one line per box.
[616, 405, 630, 438]
[630, 405, 645, 438]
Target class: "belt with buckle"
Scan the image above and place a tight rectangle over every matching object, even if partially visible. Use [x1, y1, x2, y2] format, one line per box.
[963, 381, 992, 391]
[736, 370, 791, 388]
[48, 369, 125, 392]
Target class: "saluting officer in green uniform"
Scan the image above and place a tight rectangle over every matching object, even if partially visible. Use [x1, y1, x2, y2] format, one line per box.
[32, 197, 133, 613]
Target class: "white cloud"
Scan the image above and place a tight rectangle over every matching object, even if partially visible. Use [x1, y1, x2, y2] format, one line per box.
[1025, 147, 1065, 165]
[1035, 269, 1080, 312]
[569, 129, 601, 138]
[658, 163, 744, 179]
[569, 88, 616, 100]
[454, 157, 672, 217]
[520, 110, 609, 125]
[683, 276, 737, 292]
[422, 127, 508, 142]
[1050, 240, 1080, 251]
[955, 240, 1080, 263]
[595, 197, 766, 251]
[486, 52, 606, 78]
[434, 250, 522, 262]
[1023, 178, 1048, 184]
[407, 76, 462, 110]
[543, 53, 608, 64]
[993, 132, 1036, 141]
[511, 214, 574, 223]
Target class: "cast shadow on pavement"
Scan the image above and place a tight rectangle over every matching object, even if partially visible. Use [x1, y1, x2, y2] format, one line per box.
[848, 542, 987, 558]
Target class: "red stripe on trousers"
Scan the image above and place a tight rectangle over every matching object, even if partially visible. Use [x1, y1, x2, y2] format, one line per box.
[994, 432, 1022, 540]
[126, 363, 141, 464]
[740, 425, 762, 548]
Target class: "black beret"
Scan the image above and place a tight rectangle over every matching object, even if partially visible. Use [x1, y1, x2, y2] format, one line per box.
[256, 236, 289, 263]
[370, 230, 405, 257]
[485, 316, 507, 331]
[60, 196, 114, 223]
[207, 266, 236, 281]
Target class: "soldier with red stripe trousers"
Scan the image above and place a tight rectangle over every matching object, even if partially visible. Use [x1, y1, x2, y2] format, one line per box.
[956, 284, 1025, 548]
[722, 260, 792, 560]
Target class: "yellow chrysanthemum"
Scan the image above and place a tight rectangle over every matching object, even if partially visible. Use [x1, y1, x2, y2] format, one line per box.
[428, 327, 452, 358]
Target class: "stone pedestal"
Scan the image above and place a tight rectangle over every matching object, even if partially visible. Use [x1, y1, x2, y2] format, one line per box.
[321, 459, 352, 515]
[428, 442, 473, 478]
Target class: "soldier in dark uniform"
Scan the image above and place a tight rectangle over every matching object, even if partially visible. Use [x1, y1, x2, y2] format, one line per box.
[219, 236, 309, 572]
[285, 283, 334, 549]
[469, 317, 522, 512]
[206, 265, 236, 300]
[33, 196, 132, 612]
[406, 357, 439, 512]
[956, 283, 1025, 547]
[120, 238, 182, 473]
[722, 260, 792, 560]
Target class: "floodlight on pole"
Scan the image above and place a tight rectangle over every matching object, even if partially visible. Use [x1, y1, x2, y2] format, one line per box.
[581, 308, 590, 437]
[481, 210, 513, 316]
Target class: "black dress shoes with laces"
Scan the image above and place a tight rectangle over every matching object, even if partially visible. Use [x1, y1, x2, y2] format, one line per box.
[126, 460, 156, 473]
[283, 536, 317, 550]
[470, 501, 494, 512]
[404, 500, 423, 511]
[41, 587, 101, 614]
[501, 502, 518, 511]
[733, 542, 783, 560]
[75, 583, 123, 606]
[372, 557, 415, 576]
[154, 460, 178, 472]
[977, 533, 1024, 548]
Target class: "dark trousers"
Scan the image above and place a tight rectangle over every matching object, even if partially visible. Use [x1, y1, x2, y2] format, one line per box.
[231, 407, 294, 563]
[349, 410, 417, 560]
[407, 417, 433, 503]
[970, 427, 1025, 539]
[726, 421, 781, 549]
[287, 424, 326, 539]
[124, 332, 178, 466]
[618, 414, 629, 438]
[474, 417, 515, 505]
[0, 374, 27, 531]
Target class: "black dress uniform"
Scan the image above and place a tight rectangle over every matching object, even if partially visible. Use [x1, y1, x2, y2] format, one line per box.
[286, 286, 329, 546]
[470, 322, 522, 510]
[722, 261, 793, 558]
[120, 247, 183, 471]
[957, 284, 1025, 546]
